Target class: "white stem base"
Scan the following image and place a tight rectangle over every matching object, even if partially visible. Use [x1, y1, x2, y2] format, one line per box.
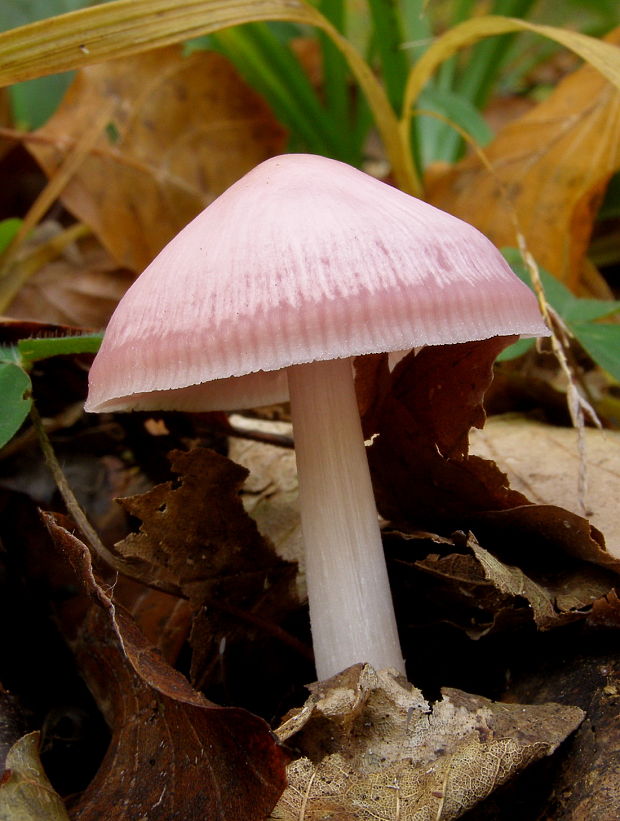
[287, 358, 405, 681]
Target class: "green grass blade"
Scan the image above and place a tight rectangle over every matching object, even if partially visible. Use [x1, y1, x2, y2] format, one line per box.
[403, 14, 620, 155]
[455, 0, 538, 108]
[413, 87, 493, 166]
[496, 337, 535, 361]
[367, 0, 408, 111]
[0, 0, 416, 191]
[399, 0, 433, 65]
[0, 219, 22, 255]
[317, 0, 349, 124]
[211, 23, 349, 157]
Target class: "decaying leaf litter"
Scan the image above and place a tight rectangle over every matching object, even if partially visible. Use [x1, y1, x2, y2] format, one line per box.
[1, 9, 620, 821]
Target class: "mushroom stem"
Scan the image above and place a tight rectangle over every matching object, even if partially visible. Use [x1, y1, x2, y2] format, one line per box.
[287, 357, 405, 680]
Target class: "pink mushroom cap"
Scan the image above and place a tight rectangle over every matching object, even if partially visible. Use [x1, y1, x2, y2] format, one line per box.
[85, 153, 548, 413]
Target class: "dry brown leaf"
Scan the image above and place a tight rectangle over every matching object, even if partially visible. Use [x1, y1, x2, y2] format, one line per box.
[112, 578, 194, 667]
[114, 447, 301, 687]
[425, 29, 620, 291]
[366, 343, 618, 577]
[414, 537, 561, 634]
[390, 529, 614, 641]
[44, 514, 289, 821]
[26, 46, 286, 271]
[366, 340, 530, 526]
[6, 227, 133, 327]
[271, 664, 583, 821]
[589, 588, 620, 627]
[470, 415, 620, 558]
[228, 416, 304, 596]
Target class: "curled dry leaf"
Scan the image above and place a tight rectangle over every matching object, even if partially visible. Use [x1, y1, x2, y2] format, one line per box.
[366, 342, 616, 572]
[365, 339, 528, 525]
[362, 342, 618, 642]
[26, 46, 287, 271]
[114, 447, 300, 687]
[270, 664, 583, 821]
[43, 514, 289, 821]
[392, 530, 616, 640]
[0, 732, 69, 821]
[425, 28, 620, 293]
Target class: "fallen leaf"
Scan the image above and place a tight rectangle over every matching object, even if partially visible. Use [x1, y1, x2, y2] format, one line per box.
[589, 588, 620, 628]
[366, 342, 618, 574]
[44, 514, 289, 821]
[366, 339, 529, 526]
[114, 447, 302, 690]
[425, 29, 620, 291]
[227, 416, 304, 596]
[469, 415, 620, 558]
[7, 228, 134, 328]
[0, 732, 69, 821]
[112, 579, 193, 667]
[270, 664, 583, 821]
[26, 46, 287, 271]
[388, 529, 614, 642]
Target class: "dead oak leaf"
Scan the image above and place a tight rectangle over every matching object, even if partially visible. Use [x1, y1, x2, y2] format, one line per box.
[425, 29, 620, 291]
[44, 514, 288, 821]
[27, 46, 287, 271]
[270, 665, 583, 821]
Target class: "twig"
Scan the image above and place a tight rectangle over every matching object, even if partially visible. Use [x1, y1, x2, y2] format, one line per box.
[29, 400, 131, 574]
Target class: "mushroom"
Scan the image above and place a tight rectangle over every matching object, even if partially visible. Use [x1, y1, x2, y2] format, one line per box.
[85, 153, 548, 681]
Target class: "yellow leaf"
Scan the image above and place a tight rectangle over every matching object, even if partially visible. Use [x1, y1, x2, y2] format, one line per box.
[403, 15, 620, 122]
[25, 47, 287, 272]
[0, 732, 70, 821]
[424, 29, 620, 289]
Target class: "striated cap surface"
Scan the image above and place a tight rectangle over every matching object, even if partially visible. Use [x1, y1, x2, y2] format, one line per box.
[86, 153, 548, 413]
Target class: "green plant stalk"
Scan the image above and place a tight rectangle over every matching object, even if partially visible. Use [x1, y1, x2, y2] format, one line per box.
[29, 401, 128, 572]
[212, 24, 348, 157]
[317, 0, 349, 125]
[455, 0, 538, 108]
